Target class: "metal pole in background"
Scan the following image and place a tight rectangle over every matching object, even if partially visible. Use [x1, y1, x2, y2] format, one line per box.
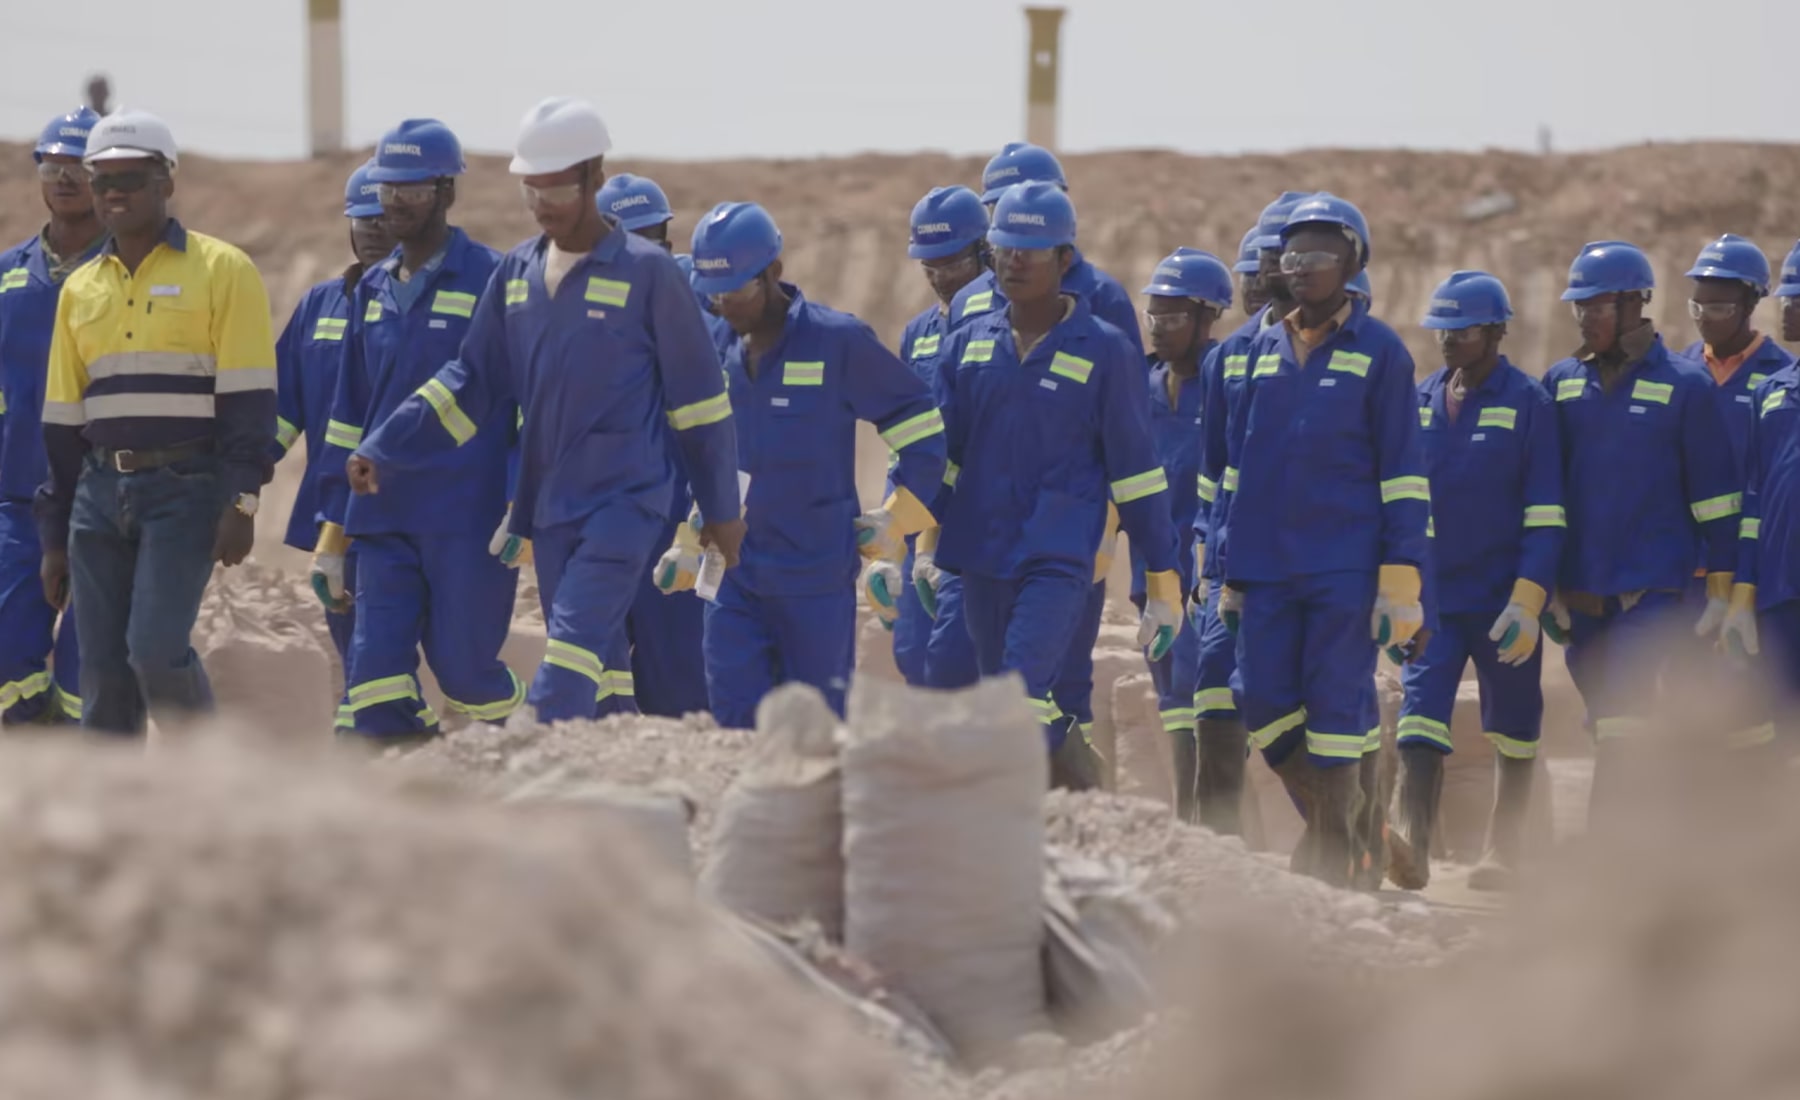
[1024, 6, 1065, 150]
[307, 0, 345, 156]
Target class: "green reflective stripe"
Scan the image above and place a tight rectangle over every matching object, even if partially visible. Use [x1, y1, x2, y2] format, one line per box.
[1380, 475, 1430, 504]
[419, 377, 477, 445]
[54, 684, 81, 721]
[446, 669, 524, 721]
[1742, 517, 1762, 540]
[1763, 390, 1787, 416]
[1326, 350, 1371, 377]
[960, 290, 994, 318]
[666, 391, 732, 431]
[1485, 731, 1538, 760]
[943, 462, 960, 488]
[1250, 708, 1305, 750]
[1556, 378, 1586, 402]
[1397, 715, 1453, 750]
[1749, 373, 1768, 388]
[431, 290, 478, 318]
[1222, 354, 1248, 379]
[504, 278, 529, 306]
[1193, 688, 1235, 715]
[0, 268, 28, 293]
[312, 317, 348, 341]
[880, 409, 944, 450]
[585, 277, 630, 308]
[544, 638, 605, 687]
[1307, 729, 1366, 759]
[1419, 406, 1433, 427]
[276, 417, 300, 449]
[1426, 513, 1436, 538]
[1252, 354, 1282, 378]
[1027, 696, 1064, 725]
[324, 419, 364, 450]
[334, 704, 353, 730]
[1363, 727, 1382, 754]
[962, 339, 996, 364]
[1476, 406, 1517, 430]
[1691, 493, 1742, 523]
[1160, 707, 1198, 732]
[0, 670, 51, 710]
[1594, 716, 1648, 741]
[1049, 351, 1094, 384]
[1110, 467, 1168, 504]
[597, 669, 636, 702]
[1221, 466, 1239, 493]
[1523, 505, 1567, 528]
[347, 674, 419, 710]
[0, 391, 9, 415]
[1197, 474, 1218, 503]
[364, 300, 383, 322]
[911, 333, 941, 359]
[782, 361, 825, 386]
[1631, 379, 1673, 405]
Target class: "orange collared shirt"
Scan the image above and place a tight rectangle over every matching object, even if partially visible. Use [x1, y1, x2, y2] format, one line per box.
[1703, 332, 1765, 387]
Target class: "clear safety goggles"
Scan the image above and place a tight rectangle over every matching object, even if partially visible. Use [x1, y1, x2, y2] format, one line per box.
[1279, 250, 1340, 275]
[519, 180, 584, 208]
[377, 181, 439, 208]
[1687, 299, 1741, 322]
[1434, 326, 1486, 347]
[36, 161, 84, 183]
[1143, 310, 1196, 334]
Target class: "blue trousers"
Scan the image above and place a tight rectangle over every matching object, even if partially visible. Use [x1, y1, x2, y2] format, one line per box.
[1565, 590, 1684, 743]
[624, 515, 708, 717]
[1193, 579, 1239, 720]
[1398, 609, 1543, 758]
[530, 501, 663, 722]
[342, 531, 521, 738]
[893, 544, 929, 686]
[962, 570, 1091, 749]
[0, 498, 79, 723]
[894, 544, 980, 690]
[1135, 590, 1199, 738]
[68, 453, 223, 736]
[704, 573, 856, 729]
[1052, 581, 1107, 726]
[1759, 599, 1800, 740]
[1234, 570, 1379, 769]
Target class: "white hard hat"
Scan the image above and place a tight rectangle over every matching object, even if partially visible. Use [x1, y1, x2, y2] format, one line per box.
[508, 97, 611, 176]
[84, 108, 179, 169]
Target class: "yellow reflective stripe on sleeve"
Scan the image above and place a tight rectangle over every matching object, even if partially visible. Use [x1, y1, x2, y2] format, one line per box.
[364, 300, 383, 322]
[323, 419, 363, 450]
[585, 277, 630, 308]
[1476, 406, 1517, 430]
[1631, 379, 1673, 405]
[1556, 378, 1585, 402]
[1326, 350, 1371, 377]
[960, 290, 994, 319]
[1221, 466, 1239, 493]
[1160, 707, 1197, 733]
[880, 409, 944, 450]
[1763, 390, 1787, 416]
[275, 416, 300, 449]
[1250, 708, 1305, 749]
[1397, 715, 1453, 750]
[312, 317, 347, 341]
[1049, 351, 1094, 384]
[1197, 474, 1218, 503]
[1223, 355, 1248, 379]
[431, 290, 478, 318]
[1307, 729, 1367, 759]
[1419, 406, 1433, 427]
[1691, 493, 1742, 523]
[347, 674, 420, 710]
[1193, 688, 1235, 715]
[418, 377, 477, 445]
[943, 462, 960, 487]
[544, 638, 605, 687]
[1110, 467, 1169, 504]
[1523, 505, 1567, 528]
[1742, 517, 1762, 540]
[1380, 476, 1430, 503]
[1252, 354, 1282, 378]
[782, 361, 825, 386]
[962, 339, 996, 364]
[445, 669, 525, 721]
[910, 333, 941, 359]
[1485, 731, 1538, 759]
[504, 278, 529, 306]
[666, 391, 732, 431]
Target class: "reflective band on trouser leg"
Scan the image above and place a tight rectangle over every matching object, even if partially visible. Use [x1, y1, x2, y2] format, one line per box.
[1397, 715, 1453, 751]
[444, 667, 525, 722]
[1194, 688, 1235, 716]
[1160, 707, 1197, 733]
[1363, 726, 1382, 755]
[543, 638, 606, 693]
[0, 670, 51, 718]
[1523, 505, 1567, 528]
[1307, 729, 1366, 760]
[529, 506, 664, 723]
[1485, 731, 1539, 759]
[1250, 708, 1305, 751]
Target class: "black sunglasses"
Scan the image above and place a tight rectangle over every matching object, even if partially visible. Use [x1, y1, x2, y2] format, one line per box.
[88, 169, 158, 195]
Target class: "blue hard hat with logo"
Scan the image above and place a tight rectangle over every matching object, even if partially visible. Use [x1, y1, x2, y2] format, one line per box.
[344, 159, 383, 218]
[1282, 192, 1372, 264]
[1142, 248, 1233, 308]
[1234, 228, 1263, 274]
[1561, 240, 1654, 301]
[909, 186, 988, 260]
[597, 173, 673, 231]
[1421, 270, 1512, 330]
[986, 181, 1077, 250]
[1349, 269, 1373, 303]
[34, 107, 99, 162]
[1685, 233, 1770, 296]
[980, 142, 1067, 204]
[1252, 190, 1313, 251]
[368, 118, 466, 183]
[1775, 241, 1800, 298]
[690, 202, 783, 295]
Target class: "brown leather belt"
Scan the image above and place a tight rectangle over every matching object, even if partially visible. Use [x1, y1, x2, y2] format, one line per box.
[96, 438, 213, 474]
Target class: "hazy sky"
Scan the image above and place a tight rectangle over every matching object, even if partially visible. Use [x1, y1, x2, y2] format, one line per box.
[4, 0, 1796, 162]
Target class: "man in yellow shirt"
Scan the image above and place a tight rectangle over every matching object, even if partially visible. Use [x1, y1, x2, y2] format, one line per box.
[36, 110, 276, 736]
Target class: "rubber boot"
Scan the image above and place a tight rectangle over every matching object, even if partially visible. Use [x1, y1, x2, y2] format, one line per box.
[1468, 754, 1535, 892]
[1270, 749, 1319, 875]
[1171, 728, 1199, 823]
[1049, 718, 1103, 792]
[1351, 746, 1388, 892]
[1195, 718, 1248, 836]
[1385, 744, 1445, 891]
[1308, 763, 1361, 889]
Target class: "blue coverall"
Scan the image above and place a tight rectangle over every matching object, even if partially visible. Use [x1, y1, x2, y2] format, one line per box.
[711, 286, 946, 727]
[1399, 360, 1565, 759]
[1131, 354, 1207, 740]
[0, 235, 93, 723]
[317, 228, 522, 738]
[1738, 366, 1800, 733]
[356, 222, 739, 724]
[935, 299, 1175, 750]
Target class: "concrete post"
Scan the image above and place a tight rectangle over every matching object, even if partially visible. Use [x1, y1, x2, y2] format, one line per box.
[307, 0, 345, 156]
[1024, 7, 1065, 151]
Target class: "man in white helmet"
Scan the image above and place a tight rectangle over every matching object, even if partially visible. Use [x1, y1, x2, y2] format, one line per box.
[37, 109, 276, 736]
[346, 97, 743, 722]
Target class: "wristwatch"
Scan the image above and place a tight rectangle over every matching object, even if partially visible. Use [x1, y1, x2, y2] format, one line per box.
[234, 493, 259, 517]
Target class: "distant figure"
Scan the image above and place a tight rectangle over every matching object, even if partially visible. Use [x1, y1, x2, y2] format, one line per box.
[1537, 124, 1552, 156]
[85, 75, 110, 117]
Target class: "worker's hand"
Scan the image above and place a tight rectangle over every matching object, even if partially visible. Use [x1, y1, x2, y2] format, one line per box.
[40, 548, 69, 612]
[854, 508, 906, 563]
[1488, 603, 1541, 666]
[1137, 570, 1184, 661]
[347, 453, 380, 495]
[699, 516, 747, 569]
[1092, 501, 1121, 584]
[310, 522, 352, 613]
[863, 560, 903, 631]
[1372, 564, 1424, 650]
[1540, 594, 1572, 646]
[1386, 625, 1433, 666]
[213, 509, 254, 567]
[1219, 584, 1245, 635]
[654, 541, 703, 594]
[912, 551, 942, 619]
[488, 506, 532, 568]
[1694, 571, 1734, 638]
[1721, 583, 1760, 658]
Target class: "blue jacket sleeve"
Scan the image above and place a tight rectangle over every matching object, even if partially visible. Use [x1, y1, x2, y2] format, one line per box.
[841, 322, 946, 509]
[1680, 376, 1743, 574]
[1372, 340, 1431, 569]
[650, 256, 739, 524]
[313, 294, 370, 529]
[1099, 335, 1175, 574]
[1516, 383, 1565, 594]
[271, 300, 306, 465]
[1091, 275, 1146, 361]
[929, 326, 971, 519]
[1195, 344, 1226, 552]
[1738, 382, 1766, 588]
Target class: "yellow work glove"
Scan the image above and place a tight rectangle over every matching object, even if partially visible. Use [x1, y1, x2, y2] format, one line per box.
[1488, 578, 1547, 667]
[488, 504, 533, 568]
[863, 560, 903, 630]
[1721, 582, 1760, 658]
[1371, 563, 1424, 650]
[1694, 570, 1734, 638]
[1138, 569, 1184, 661]
[912, 525, 943, 619]
[1092, 501, 1121, 584]
[310, 522, 352, 613]
[855, 485, 936, 563]
[654, 512, 705, 594]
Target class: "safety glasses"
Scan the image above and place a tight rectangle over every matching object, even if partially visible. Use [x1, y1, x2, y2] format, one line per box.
[1435, 327, 1486, 347]
[708, 278, 764, 311]
[1143, 309, 1196, 334]
[1568, 297, 1617, 319]
[1279, 250, 1340, 275]
[1688, 299, 1741, 322]
[377, 181, 439, 208]
[36, 162, 85, 183]
[87, 169, 156, 195]
[921, 251, 981, 277]
[519, 180, 584, 208]
[992, 246, 1059, 268]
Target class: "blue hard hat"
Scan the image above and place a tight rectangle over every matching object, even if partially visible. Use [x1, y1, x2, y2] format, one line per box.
[1561, 240, 1654, 301]
[344, 159, 383, 218]
[980, 142, 1067, 204]
[690, 202, 783, 295]
[368, 119, 466, 183]
[1686, 233, 1770, 296]
[1421, 270, 1512, 330]
[1282, 192, 1372, 265]
[1776, 241, 1800, 299]
[986, 181, 1077, 250]
[1142, 248, 1234, 308]
[597, 173, 673, 231]
[34, 107, 99, 162]
[1251, 190, 1313, 251]
[1349, 269, 1373, 303]
[1233, 228, 1264, 274]
[909, 186, 988, 260]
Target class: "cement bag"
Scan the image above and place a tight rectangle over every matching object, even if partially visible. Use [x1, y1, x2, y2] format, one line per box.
[700, 684, 846, 937]
[502, 775, 696, 879]
[843, 675, 1051, 1065]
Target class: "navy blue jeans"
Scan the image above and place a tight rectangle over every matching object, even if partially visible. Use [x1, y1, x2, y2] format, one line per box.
[68, 451, 225, 736]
